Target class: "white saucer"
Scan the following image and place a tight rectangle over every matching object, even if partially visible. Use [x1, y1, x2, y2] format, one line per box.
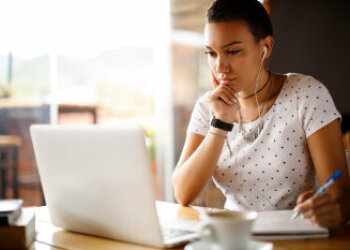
[184, 239, 273, 250]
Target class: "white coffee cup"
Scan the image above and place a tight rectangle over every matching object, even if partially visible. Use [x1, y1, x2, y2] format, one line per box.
[199, 210, 257, 250]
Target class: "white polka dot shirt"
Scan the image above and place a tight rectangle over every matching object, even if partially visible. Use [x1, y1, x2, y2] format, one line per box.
[187, 73, 341, 211]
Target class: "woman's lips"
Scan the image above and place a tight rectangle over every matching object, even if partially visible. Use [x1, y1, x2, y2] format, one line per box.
[219, 78, 236, 84]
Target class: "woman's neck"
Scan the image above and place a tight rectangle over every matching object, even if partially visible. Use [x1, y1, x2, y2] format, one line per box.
[237, 69, 272, 109]
[234, 72, 286, 122]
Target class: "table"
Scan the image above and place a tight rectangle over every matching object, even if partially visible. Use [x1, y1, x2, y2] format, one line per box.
[31, 201, 350, 250]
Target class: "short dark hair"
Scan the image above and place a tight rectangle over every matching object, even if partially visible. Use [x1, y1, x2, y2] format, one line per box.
[207, 0, 273, 42]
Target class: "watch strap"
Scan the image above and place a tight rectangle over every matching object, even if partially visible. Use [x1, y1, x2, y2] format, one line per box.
[210, 117, 233, 131]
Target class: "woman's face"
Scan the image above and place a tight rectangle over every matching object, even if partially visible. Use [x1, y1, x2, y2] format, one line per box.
[204, 20, 268, 93]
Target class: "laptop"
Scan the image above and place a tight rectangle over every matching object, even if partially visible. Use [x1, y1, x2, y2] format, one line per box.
[30, 125, 198, 248]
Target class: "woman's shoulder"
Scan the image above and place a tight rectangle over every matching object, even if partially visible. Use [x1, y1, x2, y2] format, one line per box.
[199, 90, 211, 100]
[283, 73, 341, 138]
[283, 73, 329, 94]
[285, 73, 326, 87]
[190, 90, 212, 115]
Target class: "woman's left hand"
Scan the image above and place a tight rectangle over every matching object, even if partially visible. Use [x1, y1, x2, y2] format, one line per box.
[294, 189, 342, 229]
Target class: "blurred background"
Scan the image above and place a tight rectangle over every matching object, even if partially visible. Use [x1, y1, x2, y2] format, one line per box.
[0, 0, 349, 208]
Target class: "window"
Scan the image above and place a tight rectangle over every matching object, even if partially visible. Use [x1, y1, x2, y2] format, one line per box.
[0, 0, 172, 205]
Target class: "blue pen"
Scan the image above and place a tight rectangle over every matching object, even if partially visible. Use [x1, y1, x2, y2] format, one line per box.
[290, 170, 343, 220]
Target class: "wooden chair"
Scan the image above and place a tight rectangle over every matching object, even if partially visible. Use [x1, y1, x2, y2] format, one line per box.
[0, 135, 21, 198]
[0, 106, 49, 205]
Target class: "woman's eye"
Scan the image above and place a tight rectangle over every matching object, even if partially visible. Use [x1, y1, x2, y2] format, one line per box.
[228, 49, 242, 55]
[204, 51, 215, 57]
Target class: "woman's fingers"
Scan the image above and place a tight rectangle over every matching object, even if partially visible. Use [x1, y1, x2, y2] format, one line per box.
[210, 85, 237, 105]
[297, 193, 331, 212]
[210, 70, 237, 97]
[295, 193, 342, 229]
[308, 206, 333, 223]
[219, 92, 233, 105]
[296, 189, 315, 204]
[209, 90, 231, 105]
[221, 85, 237, 102]
[310, 204, 341, 229]
[209, 71, 239, 119]
[301, 195, 332, 218]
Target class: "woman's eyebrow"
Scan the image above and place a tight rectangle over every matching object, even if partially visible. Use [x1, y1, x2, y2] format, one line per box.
[204, 41, 243, 50]
[222, 41, 242, 48]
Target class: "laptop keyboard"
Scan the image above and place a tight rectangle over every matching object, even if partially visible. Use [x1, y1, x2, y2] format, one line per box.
[162, 227, 195, 241]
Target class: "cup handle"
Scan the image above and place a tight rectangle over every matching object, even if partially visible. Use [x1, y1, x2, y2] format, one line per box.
[198, 222, 217, 242]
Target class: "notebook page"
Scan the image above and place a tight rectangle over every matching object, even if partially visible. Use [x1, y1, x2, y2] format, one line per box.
[252, 210, 329, 235]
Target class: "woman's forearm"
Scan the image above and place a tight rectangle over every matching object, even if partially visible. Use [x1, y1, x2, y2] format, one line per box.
[172, 128, 228, 206]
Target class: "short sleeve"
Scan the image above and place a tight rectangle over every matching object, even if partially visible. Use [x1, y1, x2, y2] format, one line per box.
[297, 76, 341, 138]
[187, 91, 211, 136]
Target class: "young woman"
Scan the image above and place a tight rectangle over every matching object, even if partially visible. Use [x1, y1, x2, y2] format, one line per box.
[172, 0, 350, 229]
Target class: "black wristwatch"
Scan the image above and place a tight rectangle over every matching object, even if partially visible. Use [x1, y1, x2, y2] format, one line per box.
[210, 117, 234, 131]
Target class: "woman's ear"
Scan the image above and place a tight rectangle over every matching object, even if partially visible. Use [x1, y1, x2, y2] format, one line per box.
[262, 36, 274, 59]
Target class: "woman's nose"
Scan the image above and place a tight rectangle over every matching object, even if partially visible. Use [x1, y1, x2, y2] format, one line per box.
[215, 56, 230, 73]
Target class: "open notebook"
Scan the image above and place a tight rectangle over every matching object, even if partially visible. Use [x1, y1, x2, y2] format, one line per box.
[251, 210, 329, 239]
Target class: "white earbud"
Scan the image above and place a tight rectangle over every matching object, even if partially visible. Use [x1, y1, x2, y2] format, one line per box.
[262, 46, 268, 60]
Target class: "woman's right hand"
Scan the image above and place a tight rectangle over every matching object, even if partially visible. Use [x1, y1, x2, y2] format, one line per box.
[208, 71, 239, 123]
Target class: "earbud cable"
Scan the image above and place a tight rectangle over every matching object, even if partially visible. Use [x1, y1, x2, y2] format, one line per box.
[254, 57, 265, 135]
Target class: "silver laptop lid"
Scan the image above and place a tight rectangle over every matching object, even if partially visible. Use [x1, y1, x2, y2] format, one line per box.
[30, 125, 164, 248]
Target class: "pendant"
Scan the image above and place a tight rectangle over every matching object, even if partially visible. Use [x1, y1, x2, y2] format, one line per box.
[240, 122, 264, 143]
